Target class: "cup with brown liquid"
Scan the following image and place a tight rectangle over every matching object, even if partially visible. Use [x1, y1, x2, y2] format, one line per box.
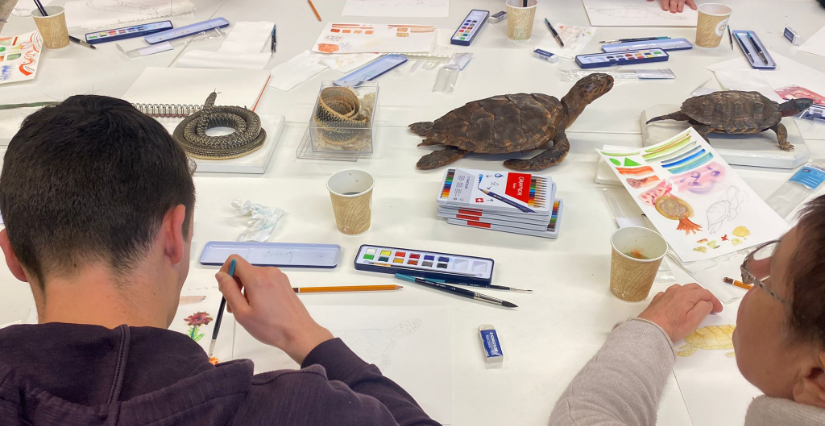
[609, 227, 668, 302]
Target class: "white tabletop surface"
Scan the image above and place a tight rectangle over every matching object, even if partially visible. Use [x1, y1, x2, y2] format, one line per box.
[2, 0, 825, 425]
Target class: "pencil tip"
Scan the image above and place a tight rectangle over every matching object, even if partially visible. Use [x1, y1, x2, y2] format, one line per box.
[502, 301, 518, 308]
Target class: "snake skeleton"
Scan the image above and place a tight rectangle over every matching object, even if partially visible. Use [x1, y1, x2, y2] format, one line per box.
[172, 92, 266, 159]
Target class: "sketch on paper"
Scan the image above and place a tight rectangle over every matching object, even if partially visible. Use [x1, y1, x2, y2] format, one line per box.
[582, 0, 699, 27]
[183, 311, 213, 342]
[678, 325, 736, 358]
[706, 186, 745, 233]
[334, 319, 421, 368]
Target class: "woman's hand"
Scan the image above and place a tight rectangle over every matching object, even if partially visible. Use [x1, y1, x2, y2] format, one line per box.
[648, 0, 697, 13]
[639, 283, 723, 342]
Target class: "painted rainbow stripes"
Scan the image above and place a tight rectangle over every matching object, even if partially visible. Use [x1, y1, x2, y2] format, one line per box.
[441, 169, 455, 198]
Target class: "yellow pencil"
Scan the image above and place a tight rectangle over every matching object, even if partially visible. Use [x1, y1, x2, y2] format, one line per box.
[723, 277, 753, 290]
[294, 285, 402, 293]
[308, 0, 322, 21]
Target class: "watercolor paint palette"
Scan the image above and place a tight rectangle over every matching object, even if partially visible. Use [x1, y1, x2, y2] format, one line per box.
[354, 244, 494, 285]
[447, 199, 564, 239]
[437, 168, 554, 216]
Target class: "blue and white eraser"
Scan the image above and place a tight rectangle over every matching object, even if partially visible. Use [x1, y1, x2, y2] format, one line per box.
[489, 11, 507, 23]
[533, 49, 559, 63]
[479, 325, 504, 364]
[784, 27, 801, 46]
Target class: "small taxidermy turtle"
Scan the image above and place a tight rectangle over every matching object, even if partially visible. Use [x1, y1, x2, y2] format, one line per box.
[409, 73, 614, 171]
[646, 91, 814, 151]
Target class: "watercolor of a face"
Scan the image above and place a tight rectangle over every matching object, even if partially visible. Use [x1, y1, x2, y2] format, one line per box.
[672, 162, 726, 194]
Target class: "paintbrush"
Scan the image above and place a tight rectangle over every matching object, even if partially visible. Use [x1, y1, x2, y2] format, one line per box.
[208, 259, 235, 359]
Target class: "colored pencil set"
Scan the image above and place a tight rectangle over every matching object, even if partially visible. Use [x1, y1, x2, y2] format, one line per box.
[436, 168, 565, 238]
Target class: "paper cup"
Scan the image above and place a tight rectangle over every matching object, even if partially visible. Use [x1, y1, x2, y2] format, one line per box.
[506, 0, 537, 41]
[32, 6, 70, 49]
[327, 169, 374, 235]
[695, 3, 732, 48]
[609, 227, 668, 302]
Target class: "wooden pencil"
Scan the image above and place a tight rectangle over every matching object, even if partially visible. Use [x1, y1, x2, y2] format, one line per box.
[308, 0, 321, 21]
[294, 285, 403, 293]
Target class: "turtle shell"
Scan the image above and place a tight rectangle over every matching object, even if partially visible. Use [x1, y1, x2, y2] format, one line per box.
[686, 325, 734, 349]
[681, 91, 781, 134]
[421, 93, 564, 154]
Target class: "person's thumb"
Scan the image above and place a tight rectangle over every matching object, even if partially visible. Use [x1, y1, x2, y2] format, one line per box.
[216, 272, 250, 317]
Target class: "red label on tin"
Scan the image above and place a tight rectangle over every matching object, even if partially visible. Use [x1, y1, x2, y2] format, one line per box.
[504, 173, 531, 203]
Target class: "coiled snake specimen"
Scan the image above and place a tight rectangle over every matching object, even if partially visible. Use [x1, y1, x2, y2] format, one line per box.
[173, 92, 266, 159]
[314, 87, 370, 146]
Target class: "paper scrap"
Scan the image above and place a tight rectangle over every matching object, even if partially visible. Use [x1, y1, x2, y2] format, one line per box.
[534, 23, 596, 59]
[268, 51, 328, 91]
[799, 26, 825, 58]
[0, 31, 43, 85]
[319, 53, 380, 73]
[342, 0, 448, 18]
[712, 70, 784, 102]
[582, 0, 698, 27]
[177, 50, 271, 70]
[64, 0, 194, 29]
[312, 23, 437, 54]
[220, 21, 274, 54]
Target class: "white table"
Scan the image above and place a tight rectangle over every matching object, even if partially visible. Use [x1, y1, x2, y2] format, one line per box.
[2, 1, 824, 424]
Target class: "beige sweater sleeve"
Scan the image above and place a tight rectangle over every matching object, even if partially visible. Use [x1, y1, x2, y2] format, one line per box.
[548, 318, 676, 426]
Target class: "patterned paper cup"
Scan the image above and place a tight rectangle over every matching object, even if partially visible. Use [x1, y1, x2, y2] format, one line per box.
[506, 0, 538, 41]
[32, 6, 69, 49]
[695, 3, 732, 48]
[328, 169, 374, 235]
[609, 226, 668, 302]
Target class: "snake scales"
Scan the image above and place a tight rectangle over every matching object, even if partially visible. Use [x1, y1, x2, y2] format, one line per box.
[173, 92, 266, 159]
[313, 87, 372, 147]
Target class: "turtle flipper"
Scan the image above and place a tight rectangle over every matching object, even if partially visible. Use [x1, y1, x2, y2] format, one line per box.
[417, 147, 468, 169]
[409, 121, 436, 137]
[646, 111, 692, 124]
[770, 123, 793, 151]
[503, 132, 570, 171]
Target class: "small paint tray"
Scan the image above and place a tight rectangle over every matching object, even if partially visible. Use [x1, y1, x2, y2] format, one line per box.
[732, 30, 776, 69]
[575, 49, 669, 69]
[199, 242, 341, 268]
[601, 38, 693, 53]
[354, 244, 494, 285]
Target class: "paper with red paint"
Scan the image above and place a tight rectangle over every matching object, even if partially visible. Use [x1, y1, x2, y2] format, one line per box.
[0, 31, 43, 85]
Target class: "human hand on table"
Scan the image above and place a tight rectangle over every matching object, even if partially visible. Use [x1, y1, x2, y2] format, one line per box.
[215, 255, 333, 364]
[648, 0, 697, 13]
[638, 283, 723, 342]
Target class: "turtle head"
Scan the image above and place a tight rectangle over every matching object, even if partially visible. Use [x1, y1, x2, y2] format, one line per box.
[779, 98, 814, 117]
[560, 73, 614, 128]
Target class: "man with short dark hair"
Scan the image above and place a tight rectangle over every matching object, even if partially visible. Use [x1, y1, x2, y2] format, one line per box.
[0, 95, 440, 426]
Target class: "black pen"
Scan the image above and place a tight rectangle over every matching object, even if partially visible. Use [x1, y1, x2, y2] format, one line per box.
[726, 25, 733, 50]
[270, 24, 276, 53]
[736, 33, 755, 63]
[69, 36, 96, 50]
[396, 274, 518, 308]
[747, 33, 768, 64]
[544, 18, 564, 47]
[208, 259, 235, 359]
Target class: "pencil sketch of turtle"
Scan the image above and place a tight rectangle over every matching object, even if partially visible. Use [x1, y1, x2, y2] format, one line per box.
[647, 91, 814, 151]
[334, 319, 421, 369]
[409, 73, 614, 171]
[706, 186, 746, 234]
[677, 325, 736, 358]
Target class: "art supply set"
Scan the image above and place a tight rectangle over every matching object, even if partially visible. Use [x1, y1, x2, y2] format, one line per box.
[732, 30, 776, 69]
[144, 18, 230, 44]
[354, 244, 495, 285]
[84, 21, 172, 44]
[334, 54, 407, 86]
[199, 242, 341, 268]
[436, 168, 564, 238]
[600, 38, 692, 53]
[576, 48, 668, 68]
[450, 9, 489, 46]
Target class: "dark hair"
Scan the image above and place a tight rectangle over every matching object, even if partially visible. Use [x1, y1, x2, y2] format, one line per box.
[0, 95, 195, 288]
[789, 195, 825, 345]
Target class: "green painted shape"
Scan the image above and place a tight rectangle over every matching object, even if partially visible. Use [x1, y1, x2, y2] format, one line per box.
[610, 158, 621, 166]
[623, 158, 641, 167]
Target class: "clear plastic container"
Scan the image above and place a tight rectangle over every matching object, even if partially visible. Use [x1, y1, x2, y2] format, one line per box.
[765, 160, 825, 219]
[309, 81, 378, 155]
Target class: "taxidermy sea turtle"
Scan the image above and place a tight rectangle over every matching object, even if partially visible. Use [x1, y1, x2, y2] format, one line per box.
[646, 91, 814, 151]
[409, 73, 614, 171]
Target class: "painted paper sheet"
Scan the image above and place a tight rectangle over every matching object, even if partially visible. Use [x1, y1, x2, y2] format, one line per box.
[168, 288, 235, 364]
[342, 0, 449, 18]
[598, 128, 788, 263]
[673, 300, 761, 426]
[312, 23, 437, 54]
[0, 31, 42, 85]
[582, 0, 698, 27]
[234, 305, 452, 425]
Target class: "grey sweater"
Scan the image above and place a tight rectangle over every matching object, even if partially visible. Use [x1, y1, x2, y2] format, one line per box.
[548, 319, 825, 426]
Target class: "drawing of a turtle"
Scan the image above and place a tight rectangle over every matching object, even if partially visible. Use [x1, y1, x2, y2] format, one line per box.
[409, 73, 614, 171]
[334, 319, 421, 369]
[646, 91, 814, 151]
[677, 325, 736, 358]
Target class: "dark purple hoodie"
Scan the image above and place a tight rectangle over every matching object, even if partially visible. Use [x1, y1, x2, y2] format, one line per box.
[0, 323, 442, 426]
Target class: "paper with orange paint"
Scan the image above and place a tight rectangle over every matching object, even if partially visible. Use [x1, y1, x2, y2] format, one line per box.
[312, 23, 437, 54]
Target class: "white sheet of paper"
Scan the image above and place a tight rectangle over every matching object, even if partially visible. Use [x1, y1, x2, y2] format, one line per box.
[122, 67, 271, 109]
[534, 23, 596, 59]
[799, 26, 825, 58]
[582, 0, 698, 27]
[598, 128, 789, 263]
[268, 50, 328, 91]
[319, 52, 381, 73]
[711, 70, 784, 103]
[169, 288, 234, 363]
[219, 21, 274, 54]
[64, 0, 194, 29]
[707, 52, 825, 104]
[233, 305, 453, 425]
[342, 0, 448, 18]
[312, 23, 437, 54]
[176, 50, 271, 70]
[673, 301, 761, 426]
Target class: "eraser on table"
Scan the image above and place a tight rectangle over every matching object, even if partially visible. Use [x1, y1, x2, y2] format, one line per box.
[784, 27, 801, 45]
[479, 325, 504, 364]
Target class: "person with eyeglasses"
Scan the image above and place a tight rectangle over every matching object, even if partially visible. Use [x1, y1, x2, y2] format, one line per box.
[548, 195, 825, 426]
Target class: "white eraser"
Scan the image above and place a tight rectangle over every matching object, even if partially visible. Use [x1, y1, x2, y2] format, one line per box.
[479, 324, 504, 364]
[784, 27, 801, 46]
[533, 49, 560, 63]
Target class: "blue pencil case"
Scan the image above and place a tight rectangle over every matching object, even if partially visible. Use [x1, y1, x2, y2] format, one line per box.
[732, 30, 776, 69]
[199, 241, 341, 268]
[601, 38, 693, 53]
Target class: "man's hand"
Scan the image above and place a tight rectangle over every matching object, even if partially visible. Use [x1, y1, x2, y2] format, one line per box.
[638, 284, 723, 342]
[648, 0, 697, 13]
[215, 255, 333, 364]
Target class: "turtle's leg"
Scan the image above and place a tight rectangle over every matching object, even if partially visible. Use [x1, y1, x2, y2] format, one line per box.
[503, 132, 570, 171]
[417, 139, 442, 147]
[416, 147, 469, 169]
[646, 111, 691, 124]
[770, 123, 794, 151]
[691, 124, 713, 140]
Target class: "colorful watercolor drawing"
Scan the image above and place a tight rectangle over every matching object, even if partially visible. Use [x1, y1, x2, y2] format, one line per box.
[677, 325, 736, 358]
[627, 175, 660, 188]
[183, 311, 213, 342]
[639, 179, 672, 206]
[334, 319, 421, 369]
[656, 193, 702, 234]
[617, 166, 655, 176]
[706, 186, 745, 233]
[673, 162, 727, 194]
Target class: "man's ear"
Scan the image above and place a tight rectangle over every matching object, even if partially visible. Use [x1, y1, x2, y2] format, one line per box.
[162, 205, 187, 265]
[0, 229, 29, 282]
[792, 353, 825, 409]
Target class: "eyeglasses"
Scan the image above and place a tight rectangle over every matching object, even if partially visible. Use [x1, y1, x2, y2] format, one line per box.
[740, 239, 789, 305]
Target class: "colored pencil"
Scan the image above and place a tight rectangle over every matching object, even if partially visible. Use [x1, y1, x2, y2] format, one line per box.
[723, 277, 752, 290]
[294, 285, 403, 293]
[208, 259, 235, 359]
[396, 274, 517, 308]
[308, 0, 322, 21]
